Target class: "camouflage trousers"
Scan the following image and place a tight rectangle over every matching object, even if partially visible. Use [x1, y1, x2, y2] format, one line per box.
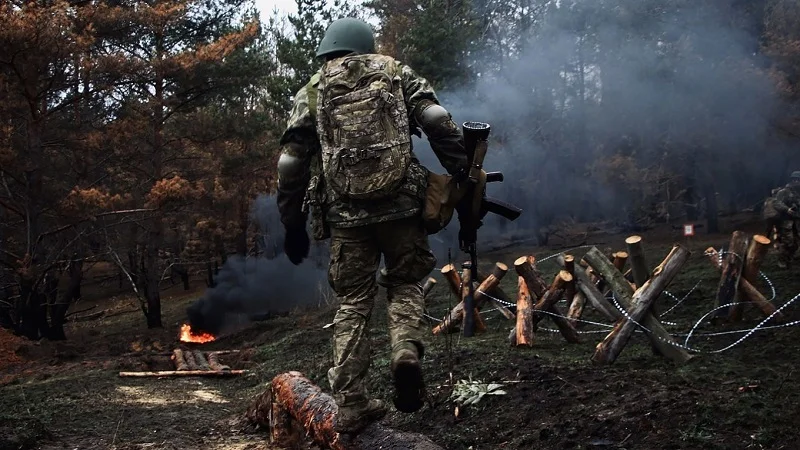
[326, 216, 436, 407]
[775, 219, 798, 266]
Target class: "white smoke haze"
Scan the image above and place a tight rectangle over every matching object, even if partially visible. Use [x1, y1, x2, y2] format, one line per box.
[188, 1, 790, 333]
[417, 0, 782, 243]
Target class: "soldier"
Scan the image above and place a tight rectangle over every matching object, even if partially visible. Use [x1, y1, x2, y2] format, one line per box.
[275, 18, 469, 434]
[771, 171, 800, 269]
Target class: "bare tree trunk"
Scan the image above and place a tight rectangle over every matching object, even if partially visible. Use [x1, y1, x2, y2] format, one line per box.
[50, 258, 83, 340]
[704, 181, 719, 234]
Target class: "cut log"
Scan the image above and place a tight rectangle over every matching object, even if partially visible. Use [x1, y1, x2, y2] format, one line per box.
[461, 263, 476, 337]
[513, 256, 578, 341]
[515, 276, 534, 346]
[119, 370, 247, 377]
[732, 234, 771, 321]
[566, 292, 587, 327]
[193, 351, 211, 371]
[172, 349, 189, 371]
[743, 235, 771, 284]
[583, 247, 693, 364]
[207, 352, 231, 371]
[625, 236, 650, 288]
[592, 245, 691, 365]
[612, 252, 629, 271]
[422, 277, 437, 298]
[433, 263, 509, 335]
[475, 263, 515, 319]
[531, 270, 572, 327]
[704, 248, 781, 320]
[556, 254, 619, 321]
[715, 231, 748, 320]
[441, 264, 462, 297]
[625, 235, 655, 315]
[183, 349, 199, 370]
[562, 255, 577, 307]
[514, 256, 547, 297]
[245, 371, 445, 450]
[528, 271, 580, 343]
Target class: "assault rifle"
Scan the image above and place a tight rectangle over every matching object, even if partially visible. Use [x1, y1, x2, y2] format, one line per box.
[458, 121, 522, 337]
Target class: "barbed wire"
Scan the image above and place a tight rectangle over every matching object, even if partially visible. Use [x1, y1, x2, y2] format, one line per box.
[426, 244, 800, 355]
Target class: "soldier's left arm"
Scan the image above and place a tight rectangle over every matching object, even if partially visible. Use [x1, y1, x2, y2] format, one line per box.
[400, 64, 468, 176]
[277, 84, 317, 229]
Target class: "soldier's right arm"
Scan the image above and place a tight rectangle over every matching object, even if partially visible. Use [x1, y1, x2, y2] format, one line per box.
[276, 84, 317, 229]
[774, 188, 800, 218]
[400, 64, 468, 177]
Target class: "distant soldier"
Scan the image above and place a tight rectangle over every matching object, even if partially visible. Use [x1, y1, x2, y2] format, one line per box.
[770, 171, 800, 269]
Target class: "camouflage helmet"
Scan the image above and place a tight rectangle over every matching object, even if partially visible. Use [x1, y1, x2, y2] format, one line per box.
[792, 171, 800, 180]
[316, 17, 375, 58]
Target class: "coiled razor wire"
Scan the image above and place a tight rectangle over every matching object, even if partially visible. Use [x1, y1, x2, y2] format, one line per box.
[424, 242, 799, 353]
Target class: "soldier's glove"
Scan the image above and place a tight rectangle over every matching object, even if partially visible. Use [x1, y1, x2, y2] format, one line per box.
[284, 227, 310, 265]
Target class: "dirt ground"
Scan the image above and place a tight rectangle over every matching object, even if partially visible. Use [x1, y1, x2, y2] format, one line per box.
[2, 213, 800, 450]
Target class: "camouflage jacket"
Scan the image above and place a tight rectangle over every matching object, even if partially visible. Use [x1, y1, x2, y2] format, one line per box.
[773, 185, 800, 220]
[277, 55, 466, 237]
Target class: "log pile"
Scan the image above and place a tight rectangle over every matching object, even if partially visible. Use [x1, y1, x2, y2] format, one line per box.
[246, 371, 444, 450]
[704, 232, 781, 322]
[118, 348, 242, 377]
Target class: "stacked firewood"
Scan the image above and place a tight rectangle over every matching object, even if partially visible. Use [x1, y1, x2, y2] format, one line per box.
[118, 349, 246, 377]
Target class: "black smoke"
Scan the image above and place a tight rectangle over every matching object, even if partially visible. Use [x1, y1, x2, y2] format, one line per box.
[186, 194, 330, 336]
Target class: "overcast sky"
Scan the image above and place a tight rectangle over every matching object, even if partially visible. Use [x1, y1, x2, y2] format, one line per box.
[254, 0, 297, 19]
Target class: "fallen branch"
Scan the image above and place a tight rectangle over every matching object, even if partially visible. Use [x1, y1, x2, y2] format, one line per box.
[119, 370, 247, 377]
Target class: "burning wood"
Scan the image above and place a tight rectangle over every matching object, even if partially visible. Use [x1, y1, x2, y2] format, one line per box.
[179, 323, 216, 344]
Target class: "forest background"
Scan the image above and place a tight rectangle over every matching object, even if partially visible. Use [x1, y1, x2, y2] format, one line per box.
[2, 0, 800, 340]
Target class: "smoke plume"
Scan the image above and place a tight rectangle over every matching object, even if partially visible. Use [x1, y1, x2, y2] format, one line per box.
[414, 0, 785, 243]
[186, 194, 330, 335]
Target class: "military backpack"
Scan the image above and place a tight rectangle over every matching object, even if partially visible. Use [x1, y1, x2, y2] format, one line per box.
[315, 54, 412, 201]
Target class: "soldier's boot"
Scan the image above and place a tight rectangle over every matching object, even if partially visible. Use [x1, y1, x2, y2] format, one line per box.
[391, 342, 426, 413]
[334, 398, 387, 435]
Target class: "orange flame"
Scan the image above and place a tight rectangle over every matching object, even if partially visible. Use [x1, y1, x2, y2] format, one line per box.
[179, 324, 216, 344]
